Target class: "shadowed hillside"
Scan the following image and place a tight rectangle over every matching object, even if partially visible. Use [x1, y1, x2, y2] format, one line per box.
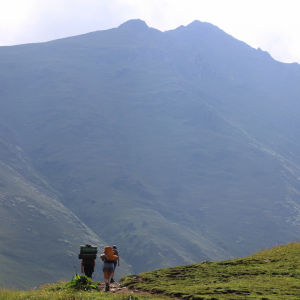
[1, 19, 300, 280]
[0, 119, 132, 288]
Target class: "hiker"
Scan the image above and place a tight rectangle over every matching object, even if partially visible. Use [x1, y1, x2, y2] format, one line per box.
[81, 257, 95, 279]
[100, 246, 119, 292]
[110, 245, 120, 283]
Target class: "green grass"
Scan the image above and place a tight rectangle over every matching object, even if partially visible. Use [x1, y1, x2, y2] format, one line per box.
[3, 243, 300, 299]
[121, 242, 300, 299]
[0, 280, 164, 300]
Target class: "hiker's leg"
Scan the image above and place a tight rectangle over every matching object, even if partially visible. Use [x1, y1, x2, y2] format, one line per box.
[104, 271, 112, 292]
[84, 265, 93, 279]
[87, 269, 92, 279]
[111, 261, 117, 279]
[111, 261, 117, 283]
[107, 271, 113, 282]
[103, 271, 110, 284]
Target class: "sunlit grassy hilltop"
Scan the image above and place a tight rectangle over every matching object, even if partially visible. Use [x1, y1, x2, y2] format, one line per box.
[123, 242, 300, 299]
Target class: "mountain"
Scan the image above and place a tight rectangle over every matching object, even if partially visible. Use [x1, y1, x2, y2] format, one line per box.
[1, 19, 300, 283]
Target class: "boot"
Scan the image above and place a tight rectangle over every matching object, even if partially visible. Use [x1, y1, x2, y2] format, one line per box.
[105, 283, 110, 292]
[110, 278, 115, 283]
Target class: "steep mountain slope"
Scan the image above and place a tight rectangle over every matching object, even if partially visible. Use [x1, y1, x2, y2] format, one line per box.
[0, 119, 132, 288]
[1, 19, 300, 276]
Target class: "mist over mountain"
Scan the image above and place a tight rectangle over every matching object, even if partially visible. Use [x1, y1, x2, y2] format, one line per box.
[1, 19, 300, 286]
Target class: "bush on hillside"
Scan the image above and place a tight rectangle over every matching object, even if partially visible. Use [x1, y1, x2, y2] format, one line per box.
[67, 274, 98, 291]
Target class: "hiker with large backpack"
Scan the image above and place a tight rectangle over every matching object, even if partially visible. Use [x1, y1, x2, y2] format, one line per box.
[110, 245, 120, 283]
[100, 246, 119, 292]
[79, 244, 97, 279]
[81, 257, 95, 278]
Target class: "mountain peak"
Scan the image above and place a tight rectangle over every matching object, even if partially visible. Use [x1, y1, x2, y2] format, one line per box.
[118, 19, 149, 32]
[186, 20, 220, 32]
[187, 20, 203, 27]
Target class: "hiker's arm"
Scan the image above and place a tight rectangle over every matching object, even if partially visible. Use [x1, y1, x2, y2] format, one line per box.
[81, 260, 84, 273]
[118, 255, 120, 266]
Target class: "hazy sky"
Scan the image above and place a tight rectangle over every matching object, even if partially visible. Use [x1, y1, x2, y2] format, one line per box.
[0, 0, 299, 64]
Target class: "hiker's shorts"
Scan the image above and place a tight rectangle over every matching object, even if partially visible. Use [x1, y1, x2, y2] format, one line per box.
[103, 262, 114, 272]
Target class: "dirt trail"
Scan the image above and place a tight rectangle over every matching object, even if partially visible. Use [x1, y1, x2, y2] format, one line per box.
[96, 281, 151, 296]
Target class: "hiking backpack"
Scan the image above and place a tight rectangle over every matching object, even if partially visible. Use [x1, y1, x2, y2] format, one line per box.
[78, 244, 98, 259]
[104, 246, 117, 262]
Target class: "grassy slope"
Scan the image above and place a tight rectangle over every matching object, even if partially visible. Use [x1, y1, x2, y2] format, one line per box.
[123, 242, 300, 299]
[0, 285, 162, 300]
[2, 243, 300, 299]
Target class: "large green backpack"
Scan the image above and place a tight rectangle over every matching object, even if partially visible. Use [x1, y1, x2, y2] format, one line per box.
[78, 244, 98, 259]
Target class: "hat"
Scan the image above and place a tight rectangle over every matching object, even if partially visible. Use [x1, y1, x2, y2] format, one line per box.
[113, 245, 117, 249]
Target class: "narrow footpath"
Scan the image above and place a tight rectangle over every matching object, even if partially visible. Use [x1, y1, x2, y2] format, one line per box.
[96, 280, 150, 296]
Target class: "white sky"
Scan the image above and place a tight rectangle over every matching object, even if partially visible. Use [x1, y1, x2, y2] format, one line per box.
[0, 0, 299, 64]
